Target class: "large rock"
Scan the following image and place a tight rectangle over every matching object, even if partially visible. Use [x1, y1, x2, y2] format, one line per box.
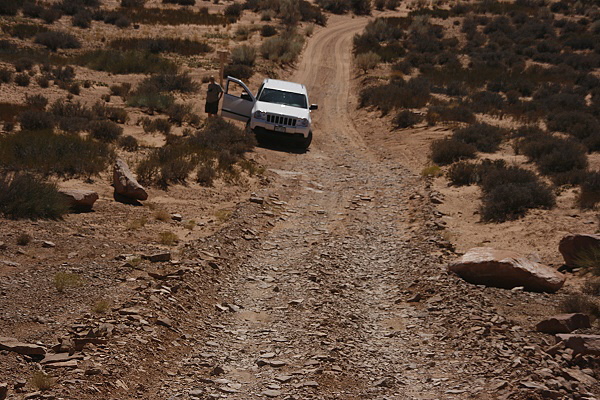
[536, 313, 591, 334]
[59, 189, 99, 210]
[556, 334, 600, 356]
[0, 337, 46, 356]
[448, 247, 565, 293]
[558, 233, 600, 268]
[113, 158, 148, 201]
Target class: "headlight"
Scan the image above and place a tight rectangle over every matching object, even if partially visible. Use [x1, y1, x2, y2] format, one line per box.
[298, 118, 309, 127]
[253, 111, 267, 119]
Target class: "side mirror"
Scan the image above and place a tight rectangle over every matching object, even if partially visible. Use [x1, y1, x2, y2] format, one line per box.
[309, 104, 318, 110]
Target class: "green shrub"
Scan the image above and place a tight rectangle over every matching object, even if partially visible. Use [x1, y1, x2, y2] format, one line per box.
[0, 173, 69, 220]
[453, 123, 507, 153]
[356, 51, 381, 73]
[0, 130, 112, 177]
[231, 44, 256, 66]
[35, 31, 81, 51]
[78, 50, 176, 74]
[430, 138, 477, 166]
[260, 30, 305, 64]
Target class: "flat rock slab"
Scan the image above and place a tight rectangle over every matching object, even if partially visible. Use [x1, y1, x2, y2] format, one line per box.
[448, 247, 565, 293]
[59, 189, 99, 210]
[556, 334, 600, 356]
[113, 158, 148, 201]
[0, 337, 45, 356]
[536, 313, 591, 334]
[143, 252, 171, 262]
[558, 233, 600, 268]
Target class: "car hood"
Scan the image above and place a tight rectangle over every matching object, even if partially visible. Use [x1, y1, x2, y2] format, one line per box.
[254, 101, 311, 119]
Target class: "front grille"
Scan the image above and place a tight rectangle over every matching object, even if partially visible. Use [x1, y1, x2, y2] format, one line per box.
[266, 114, 297, 127]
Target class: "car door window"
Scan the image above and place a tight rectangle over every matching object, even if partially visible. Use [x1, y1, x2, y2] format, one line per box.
[227, 80, 252, 101]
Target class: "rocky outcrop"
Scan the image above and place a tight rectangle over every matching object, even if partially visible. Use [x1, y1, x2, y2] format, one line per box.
[113, 158, 148, 201]
[0, 337, 45, 356]
[58, 189, 99, 210]
[558, 233, 600, 268]
[556, 334, 600, 356]
[536, 313, 591, 334]
[448, 247, 566, 293]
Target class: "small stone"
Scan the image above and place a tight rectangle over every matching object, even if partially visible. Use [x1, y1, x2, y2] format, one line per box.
[262, 389, 281, 397]
[269, 360, 287, 368]
[275, 375, 292, 383]
[42, 241, 55, 248]
[171, 214, 183, 222]
[210, 366, 225, 376]
[250, 196, 264, 204]
[260, 352, 276, 359]
[300, 381, 319, 388]
[0, 242, 6, 250]
[142, 252, 171, 262]
[156, 317, 172, 328]
[14, 380, 26, 390]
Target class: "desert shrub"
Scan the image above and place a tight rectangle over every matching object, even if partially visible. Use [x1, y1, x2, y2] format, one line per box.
[453, 123, 507, 153]
[0, 172, 69, 220]
[22, 1, 44, 18]
[197, 161, 216, 186]
[26, 94, 49, 110]
[316, 0, 350, 14]
[30, 371, 55, 392]
[92, 102, 128, 123]
[78, 50, 176, 74]
[350, 0, 371, 15]
[53, 271, 82, 292]
[109, 82, 131, 97]
[392, 110, 422, 129]
[109, 38, 212, 56]
[14, 73, 30, 87]
[162, 0, 194, 4]
[481, 180, 555, 222]
[547, 111, 600, 142]
[360, 77, 430, 114]
[356, 51, 381, 73]
[118, 135, 138, 151]
[128, 92, 174, 112]
[54, 0, 100, 15]
[49, 99, 94, 133]
[166, 103, 192, 125]
[224, 2, 244, 19]
[0, 129, 111, 177]
[122, 7, 226, 25]
[518, 132, 588, 177]
[578, 171, 600, 209]
[447, 161, 478, 186]
[51, 65, 76, 82]
[36, 75, 50, 88]
[426, 104, 476, 125]
[88, 120, 123, 142]
[261, 25, 277, 37]
[137, 72, 199, 93]
[41, 8, 62, 23]
[14, 58, 35, 72]
[35, 31, 81, 51]
[430, 138, 477, 166]
[121, 0, 146, 6]
[72, 9, 92, 28]
[0, 68, 13, 83]
[386, 0, 399, 9]
[374, 0, 385, 10]
[68, 82, 80, 95]
[19, 110, 54, 131]
[559, 294, 600, 319]
[468, 90, 505, 114]
[260, 30, 304, 64]
[231, 44, 256, 66]
[224, 64, 254, 80]
[0, 0, 23, 16]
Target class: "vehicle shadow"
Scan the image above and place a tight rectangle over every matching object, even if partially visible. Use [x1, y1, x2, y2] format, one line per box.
[255, 136, 309, 154]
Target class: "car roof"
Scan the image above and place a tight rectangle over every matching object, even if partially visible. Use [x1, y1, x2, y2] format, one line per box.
[262, 78, 307, 95]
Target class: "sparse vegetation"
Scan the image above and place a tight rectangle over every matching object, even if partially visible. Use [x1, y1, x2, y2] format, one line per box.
[16, 233, 32, 246]
[30, 371, 55, 392]
[54, 271, 82, 292]
[430, 138, 477, 166]
[159, 231, 179, 245]
[109, 38, 212, 56]
[260, 29, 305, 64]
[78, 50, 177, 74]
[92, 298, 111, 313]
[35, 31, 81, 51]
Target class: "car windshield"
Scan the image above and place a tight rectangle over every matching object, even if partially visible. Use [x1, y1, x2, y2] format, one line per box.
[257, 88, 307, 109]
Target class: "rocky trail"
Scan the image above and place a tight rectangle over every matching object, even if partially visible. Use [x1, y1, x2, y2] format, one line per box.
[1, 12, 599, 400]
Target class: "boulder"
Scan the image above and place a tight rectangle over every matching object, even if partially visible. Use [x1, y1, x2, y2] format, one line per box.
[0, 337, 45, 356]
[558, 234, 600, 268]
[536, 313, 591, 334]
[58, 189, 99, 210]
[113, 158, 148, 201]
[556, 334, 600, 356]
[448, 247, 565, 293]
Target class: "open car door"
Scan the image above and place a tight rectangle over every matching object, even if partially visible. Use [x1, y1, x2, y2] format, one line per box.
[221, 76, 255, 122]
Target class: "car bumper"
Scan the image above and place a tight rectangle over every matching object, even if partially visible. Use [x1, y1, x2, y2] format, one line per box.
[250, 120, 310, 138]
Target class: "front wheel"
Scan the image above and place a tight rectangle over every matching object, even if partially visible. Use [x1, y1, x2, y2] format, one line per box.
[299, 131, 312, 150]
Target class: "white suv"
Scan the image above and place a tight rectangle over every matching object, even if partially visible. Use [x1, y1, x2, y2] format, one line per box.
[221, 77, 318, 149]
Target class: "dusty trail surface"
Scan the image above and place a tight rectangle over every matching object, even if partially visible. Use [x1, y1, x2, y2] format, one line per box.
[160, 15, 565, 400]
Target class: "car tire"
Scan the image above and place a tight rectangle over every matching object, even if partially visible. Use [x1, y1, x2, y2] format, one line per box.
[299, 131, 312, 150]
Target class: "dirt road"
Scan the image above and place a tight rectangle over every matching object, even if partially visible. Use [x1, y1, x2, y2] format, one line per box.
[154, 15, 559, 399]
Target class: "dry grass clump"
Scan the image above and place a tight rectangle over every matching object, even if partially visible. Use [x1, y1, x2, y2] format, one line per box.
[559, 293, 600, 320]
[91, 298, 111, 314]
[126, 217, 147, 230]
[392, 110, 422, 129]
[159, 231, 179, 245]
[154, 209, 170, 222]
[54, 271, 82, 292]
[17, 233, 32, 246]
[30, 371, 55, 392]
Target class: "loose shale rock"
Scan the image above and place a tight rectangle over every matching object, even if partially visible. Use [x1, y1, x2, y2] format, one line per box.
[113, 158, 148, 201]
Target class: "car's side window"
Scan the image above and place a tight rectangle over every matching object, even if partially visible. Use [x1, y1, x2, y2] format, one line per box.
[227, 80, 252, 101]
